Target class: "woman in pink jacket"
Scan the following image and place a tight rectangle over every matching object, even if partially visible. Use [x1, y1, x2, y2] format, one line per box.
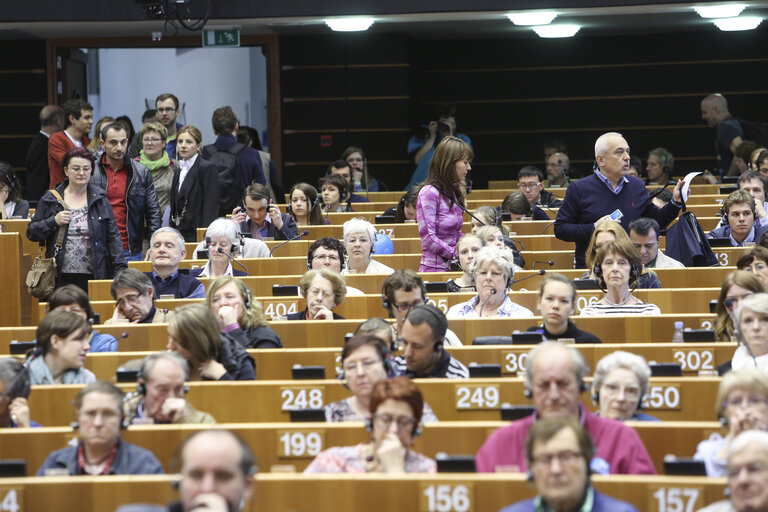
[416, 136, 472, 272]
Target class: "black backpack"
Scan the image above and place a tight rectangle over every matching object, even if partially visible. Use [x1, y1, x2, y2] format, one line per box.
[204, 143, 246, 216]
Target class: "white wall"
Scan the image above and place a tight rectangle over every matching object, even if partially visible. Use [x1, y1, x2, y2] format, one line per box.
[89, 46, 267, 147]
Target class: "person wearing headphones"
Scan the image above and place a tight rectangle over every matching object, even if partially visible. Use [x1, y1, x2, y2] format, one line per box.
[0, 163, 29, 219]
[231, 182, 299, 240]
[645, 147, 674, 186]
[191, 218, 270, 278]
[48, 284, 118, 352]
[476, 341, 655, 474]
[582, 221, 661, 289]
[306, 237, 363, 295]
[723, 293, 768, 374]
[526, 273, 602, 343]
[288, 182, 326, 226]
[26, 310, 95, 385]
[287, 269, 346, 320]
[382, 187, 418, 223]
[446, 246, 533, 318]
[107, 268, 173, 325]
[37, 381, 164, 476]
[591, 351, 658, 422]
[394, 304, 469, 378]
[318, 173, 354, 213]
[737, 247, 768, 288]
[710, 189, 768, 247]
[146, 227, 205, 299]
[341, 218, 394, 275]
[306, 377, 436, 473]
[694, 368, 768, 477]
[206, 275, 282, 349]
[501, 191, 549, 221]
[123, 352, 215, 425]
[447, 233, 485, 292]
[580, 240, 661, 315]
[500, 417, 639, 512]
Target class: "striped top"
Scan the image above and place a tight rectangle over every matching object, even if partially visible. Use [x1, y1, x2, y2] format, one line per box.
[580, 301, 661, 316]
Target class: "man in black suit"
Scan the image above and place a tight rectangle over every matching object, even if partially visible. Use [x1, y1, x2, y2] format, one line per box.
[24, 105, 64, 201]
[231, 182, 298, 241]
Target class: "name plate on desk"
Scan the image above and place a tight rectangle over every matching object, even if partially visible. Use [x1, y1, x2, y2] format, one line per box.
[276, 429, 325, 458]
[501, 350, 528, 375]
[672, 348, 715, 374]
[455, 384, 500, 410]
[264, 302, 299, 319]
[280, 386, 325, 411]
[648, 485, 703, 512]
[420, 482, 474, 512]
[0, 487, 23, 512]
[641, 384, 682, 411]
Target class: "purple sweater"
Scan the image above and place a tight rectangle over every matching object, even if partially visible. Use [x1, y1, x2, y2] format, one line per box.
[554, 174, 681, 268]
[417, 185, 464, 272]
[475, 405, 656, 475]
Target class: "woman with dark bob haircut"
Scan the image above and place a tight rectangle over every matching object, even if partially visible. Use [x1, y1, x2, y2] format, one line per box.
[27, 310, 96, 385]
[47, 284, 118, 352]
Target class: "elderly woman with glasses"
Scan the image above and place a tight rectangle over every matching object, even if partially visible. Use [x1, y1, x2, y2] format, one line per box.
[446, 245, 533, 318]
[591, 351, 658, 422]
[714, 271, 766, 343]
[287, 269, 347, 320]
[722, 293, 768, 374]
[737, 247, 768, 289]
[306, 377, 436, 473]
[694, 368, 768, 476]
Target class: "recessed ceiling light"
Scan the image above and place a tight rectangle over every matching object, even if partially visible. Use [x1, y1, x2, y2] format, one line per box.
[533, 25, 580, 38]
[713, 16, 762, 30]
[695, 4, 745, 18]
[325, 17, 374, 32]
[507, 11, 558, 26]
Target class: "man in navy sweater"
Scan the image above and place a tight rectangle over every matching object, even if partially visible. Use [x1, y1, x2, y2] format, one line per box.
[554, 132, 684, 268]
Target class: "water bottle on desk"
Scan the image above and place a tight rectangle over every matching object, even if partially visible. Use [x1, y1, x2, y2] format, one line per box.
[672, 321, 684, 343]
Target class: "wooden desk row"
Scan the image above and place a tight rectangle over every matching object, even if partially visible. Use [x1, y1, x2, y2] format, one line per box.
[0, 473, 727, 511]
[0, 315, 721, 352]
[26, 377, 721, 426]
[0, 421, 724, 479]
[80, 343, 736, 383]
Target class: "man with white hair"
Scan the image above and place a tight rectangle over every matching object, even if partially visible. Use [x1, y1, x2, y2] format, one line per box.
[701, 93, 744, 177]
[147, 227, 204, 298]
[554, 131, 685, 268]
[341, 217, 394, 274]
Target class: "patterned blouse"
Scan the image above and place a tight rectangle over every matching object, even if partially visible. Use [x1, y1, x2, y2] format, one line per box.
[304, 443, 436, 473]
[446, 295, 533, 319]
[324, 397, 439, 423]
[61, 205, 93, 274]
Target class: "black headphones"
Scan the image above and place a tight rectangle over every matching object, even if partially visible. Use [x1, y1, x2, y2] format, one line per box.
[339, 340, 397, 381]
[136, 355, 191, 397]
[365, 414, 423, 437]
[307, 241, 346, 271]
[523, 379, 588, 399]
[381, 295, 428, 317]
[288, 185, 322, 215]
[408, 304, 447, 353]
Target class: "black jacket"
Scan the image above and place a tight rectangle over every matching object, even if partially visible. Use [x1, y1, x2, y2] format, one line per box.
[91, 156, 161, 253]
[238, 212, 299, 241]
[217, 332, 256, 380]
[25, 132, 50, 201]
[227, 325, 283, 349]
[27, 182, 126, 279]
[171, 157, 221, 242]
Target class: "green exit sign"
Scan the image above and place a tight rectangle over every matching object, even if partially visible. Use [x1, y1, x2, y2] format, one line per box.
[202, 28, 240, 47]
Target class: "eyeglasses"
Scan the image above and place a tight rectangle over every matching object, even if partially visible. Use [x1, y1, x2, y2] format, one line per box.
[313, 254, 340, 262]
[142, 137, 163, 144]
[372, 413, 417, 432]
[116, 292, 145, 308]
[342, 359, 381, 374]
[67, 166, 91, 174]
[601, 383, 640, 400]
[726, 395, 768, 408]
[307, 288, 333, 299]
[531, 450, 583, 469]
[391, 300, 426, 313]
[519, 183, 541, 190]
[728, 461, 768, 479]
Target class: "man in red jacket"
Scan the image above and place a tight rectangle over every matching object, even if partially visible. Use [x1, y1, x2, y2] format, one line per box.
[48, 99, 93, 187]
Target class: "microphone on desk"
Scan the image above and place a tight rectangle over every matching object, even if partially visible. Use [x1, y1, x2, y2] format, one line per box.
[532, 261, 554, 269]
[541, 221, 555, 234]
[217, 247, 249, 276]
[479, 288, 497, 318]
[510, 270, 546, 286]
[269, 230, 310, 257]
[0, 223, 7, 232]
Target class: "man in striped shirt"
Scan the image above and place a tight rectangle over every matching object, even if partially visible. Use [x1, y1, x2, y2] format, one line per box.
[393, 304, 469, 379]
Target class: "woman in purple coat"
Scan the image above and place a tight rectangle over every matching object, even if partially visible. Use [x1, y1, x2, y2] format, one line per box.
[416, 136, 472, 272]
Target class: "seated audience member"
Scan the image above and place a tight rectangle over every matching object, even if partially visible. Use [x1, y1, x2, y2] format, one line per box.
[475, 341, 655, 474]
[646, 147, 674, 185]
[544, 152, 571, 188]
[0, 358, 38, 428]
[146, 227, 205, 299]
[231, 182, 298, 241]
[628, 217, 684, 269]
[191, 218, 269, 278]
[325, 334, 438, 422]
[37, 381, 164, 476]
[698, 430, 768, 512]
[206, 275, 282, 349]
[499, 417, 639, 512]
[355, 318, 397, 347]
[447, 233, 486, 292]
[288, 182, 325, 226]
[526, 273, 601, 343]
[649, 187, 673, 208]
[709, 190, 768, 247]
[394, 305, 469, 378]
[626, 155, 642, 179]
[714, 271, 766, 342]
[580, 240, 661, 316]
[382, 269, 462, 346]
[714, 171, 768, 230]
[287, 269, 346, 320]
[342, 146, 379, 193]
[167, 303, 256, 381]
[725, 293, 768, 373]
[447, 246, 533, 318]
[471, 206, 507, 233]
[306, 377, 436, 473]
[124, 352, 215, 425]
[48, 285, 117, 352]
[501, 191, 548, 221]
[738, 247, 768, 288]
[328, 159, 369, 203]
[517, 165, 563, 208]
[382, 187, 418, 222]
[107, 268, 172, 324]
[583, 221, 661, 288]
[592, 351, 658, 421]
[734, 140, 763, 175]
[694, 369, 768, 477]
[318, 174, 353, 213]
[170, 429, 255, 512]
[754, 148, 768, 178]
[307, 237, 363, 295]
[27, 310, 95, 385]
[341, 218, 394, 274]
[0, 164, 29, 219]
[476, 224, 524, 269]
